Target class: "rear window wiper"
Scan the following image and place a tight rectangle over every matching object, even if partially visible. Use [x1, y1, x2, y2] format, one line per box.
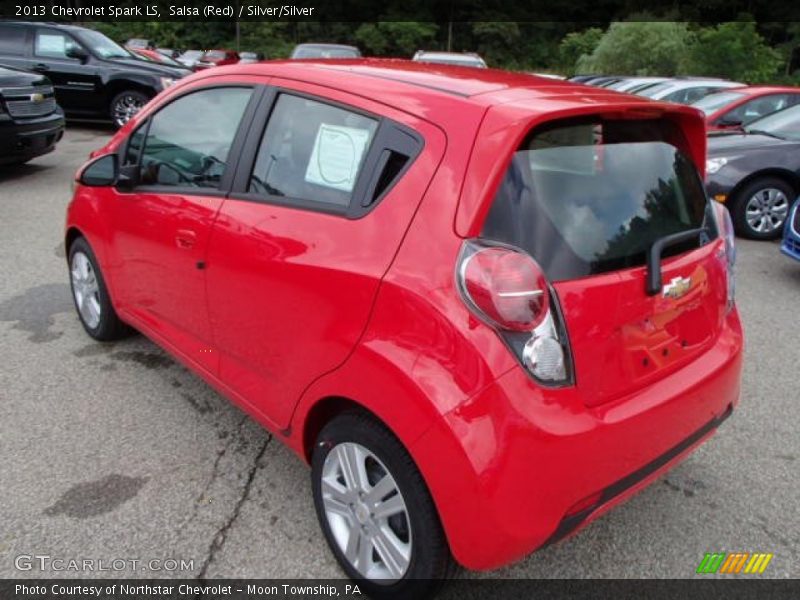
[646, 227, 709, 296]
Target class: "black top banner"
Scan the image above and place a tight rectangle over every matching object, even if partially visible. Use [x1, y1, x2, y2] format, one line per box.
[2, 0, 800, 22]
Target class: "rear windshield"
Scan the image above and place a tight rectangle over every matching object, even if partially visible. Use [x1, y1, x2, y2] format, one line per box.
[481, 118, 711, 281]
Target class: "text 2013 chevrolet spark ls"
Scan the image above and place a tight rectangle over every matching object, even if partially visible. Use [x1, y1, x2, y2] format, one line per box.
[66, 60, 743, 598]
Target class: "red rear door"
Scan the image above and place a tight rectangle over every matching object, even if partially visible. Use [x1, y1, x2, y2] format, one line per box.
[205, 81, 446, 429]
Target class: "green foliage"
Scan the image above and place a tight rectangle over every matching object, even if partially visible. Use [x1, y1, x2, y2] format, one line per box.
[558, 28, 603, 74]
[684, 21, 783, 83]
[471, 22, 520, 67]
[354, 22, 438, 57]
[576, 21, 693, 76]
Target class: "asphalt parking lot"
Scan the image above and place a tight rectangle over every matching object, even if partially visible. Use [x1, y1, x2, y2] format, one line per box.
[0, 125, 797, 584]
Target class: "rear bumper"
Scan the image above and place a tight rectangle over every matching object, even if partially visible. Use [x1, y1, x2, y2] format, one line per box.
[0, 110, 64, 165]
[411, 308, 743, 571]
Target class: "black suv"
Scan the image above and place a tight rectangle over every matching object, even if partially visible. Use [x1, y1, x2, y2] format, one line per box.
[0, 22, 188, 128]
[0, 64, 64, 165]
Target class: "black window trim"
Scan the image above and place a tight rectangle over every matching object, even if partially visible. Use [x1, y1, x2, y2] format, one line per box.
[228, 86, 424, 219]
[116, 83, 266, 198]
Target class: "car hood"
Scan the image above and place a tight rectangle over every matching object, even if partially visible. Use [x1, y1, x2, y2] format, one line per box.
[706, 132, 796, 156]
[0, 64, 50, 87]
[105, 57, 188, 78]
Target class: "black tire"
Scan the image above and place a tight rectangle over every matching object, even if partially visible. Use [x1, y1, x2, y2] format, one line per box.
[730, 176, 794, 240]
[311, 412, 455, 600]
[68, 236, 129, 341]
[109, 90, 149, 129]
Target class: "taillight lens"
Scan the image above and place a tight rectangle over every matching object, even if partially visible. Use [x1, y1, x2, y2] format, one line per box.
[461, 246, 549, 331]
[713, 201, 736, 312]
[457, 240, 572, 385]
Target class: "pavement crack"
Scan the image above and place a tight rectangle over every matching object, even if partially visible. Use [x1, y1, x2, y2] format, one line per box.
[196, 427, 272, 582]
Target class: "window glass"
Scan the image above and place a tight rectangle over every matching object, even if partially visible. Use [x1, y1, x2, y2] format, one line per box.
[137, 87, 252, 189]
[35, 30, 81, 59]
[482, 119, 711, 281]
[691, 91, 745, 115]
[0, 26, 27, 56]
[249, 94, 378, 207]
[723, 94, 791, 125]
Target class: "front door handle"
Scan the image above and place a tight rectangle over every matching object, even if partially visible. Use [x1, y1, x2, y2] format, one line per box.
[175, 229, 197, 249]
[33, 63, 50, 72]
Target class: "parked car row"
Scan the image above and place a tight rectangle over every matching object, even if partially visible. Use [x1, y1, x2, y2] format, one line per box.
[571, 74, 800, 240]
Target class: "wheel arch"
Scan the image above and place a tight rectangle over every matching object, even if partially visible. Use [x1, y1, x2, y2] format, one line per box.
[64, 226, 85, 261]
[728, 168, 800, 207]
[105, 79, 157, 110]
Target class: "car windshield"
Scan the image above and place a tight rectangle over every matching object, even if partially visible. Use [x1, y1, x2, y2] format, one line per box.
[75, 30, 131, 59]
[481, 119, 711, 280]
[637, 82, 674, 97]
[691, 91, 745, 115]
[744, 104, 800, 141]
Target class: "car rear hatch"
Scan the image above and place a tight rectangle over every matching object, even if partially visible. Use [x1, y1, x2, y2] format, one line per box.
[473, 112, 730, 407]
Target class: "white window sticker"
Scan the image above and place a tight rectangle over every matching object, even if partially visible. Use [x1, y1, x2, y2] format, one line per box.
[305, 124, 371, 192]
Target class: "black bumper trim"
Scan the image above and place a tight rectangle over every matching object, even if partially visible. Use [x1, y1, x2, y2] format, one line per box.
[543, 404, 733, 547]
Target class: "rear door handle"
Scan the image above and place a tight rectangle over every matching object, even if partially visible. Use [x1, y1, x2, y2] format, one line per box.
[33, 63, 49, 72]
[175, 229, 197, 249]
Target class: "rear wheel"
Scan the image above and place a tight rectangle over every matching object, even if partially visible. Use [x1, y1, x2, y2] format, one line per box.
[110, 90, 149, 129]
[311, 412, 454, 600]
[730, 177, 793, 240]
[68, 237, 129, 341]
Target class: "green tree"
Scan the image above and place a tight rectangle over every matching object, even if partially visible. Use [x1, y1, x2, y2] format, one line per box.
[354, 22, 438, 57]
[558, 27, 603, 74]
[577, 20, 693, 75]
[471, 22, 520, 67]
[685, 21, 783, 83]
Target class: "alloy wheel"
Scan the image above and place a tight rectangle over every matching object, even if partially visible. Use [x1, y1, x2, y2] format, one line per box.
[745, 187, 789, 234]
[321, 442, 412, 582]
[112, 94, 145, 127]
[70, 251, 102, 329]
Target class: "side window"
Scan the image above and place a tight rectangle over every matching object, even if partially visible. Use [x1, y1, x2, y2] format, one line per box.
[725, 94, 790, 125]
[136, 87, 253, 189]
[35, 30, 81, 59]
[0, 25, 27, 56]
[249, 94, 378, 207]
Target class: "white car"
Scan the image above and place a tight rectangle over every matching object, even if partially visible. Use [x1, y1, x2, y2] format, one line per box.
[636, 79, 744, 105]
[412, 51, 487, 68]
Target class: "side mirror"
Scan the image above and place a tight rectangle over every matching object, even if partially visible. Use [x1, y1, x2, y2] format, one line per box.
[66, 45, 89, 62]
[79, 154, 118, 187]
[717, 117, 743, 129]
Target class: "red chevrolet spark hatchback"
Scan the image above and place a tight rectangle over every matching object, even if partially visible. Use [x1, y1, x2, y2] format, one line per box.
[66, 60, 743, 597]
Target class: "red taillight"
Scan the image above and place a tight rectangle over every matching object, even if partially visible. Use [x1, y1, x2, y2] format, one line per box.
[461, 246, 549, 332]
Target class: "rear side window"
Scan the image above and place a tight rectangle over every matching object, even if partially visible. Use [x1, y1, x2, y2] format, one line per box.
[481, 118, 710, 281]
[249, 93, 378, 207]
[135, 87, 253, 189]
[0, 25, 27, 56]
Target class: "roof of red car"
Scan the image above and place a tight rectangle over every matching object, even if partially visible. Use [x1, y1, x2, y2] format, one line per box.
[723, 85, 800, 96]
[191, 58, 617, 103]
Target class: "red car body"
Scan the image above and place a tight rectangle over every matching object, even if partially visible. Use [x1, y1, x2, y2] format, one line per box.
[67, 61, 743, 571]
[696, 85, 800, 131]
[193, 49, 240, 70]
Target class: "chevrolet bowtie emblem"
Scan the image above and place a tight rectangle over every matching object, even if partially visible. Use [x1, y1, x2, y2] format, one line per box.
[30, 93, 45, 103]
[662, 276, 692, 299]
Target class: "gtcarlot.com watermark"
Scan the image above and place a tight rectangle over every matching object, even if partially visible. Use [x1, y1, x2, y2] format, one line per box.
[15, 554, 194, 573]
